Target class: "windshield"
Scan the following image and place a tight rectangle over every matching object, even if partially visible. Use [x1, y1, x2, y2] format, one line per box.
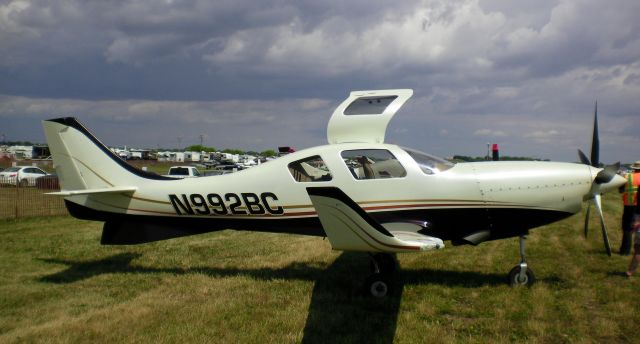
[402, 147, 454, 175]
[4, 167, 20, 172]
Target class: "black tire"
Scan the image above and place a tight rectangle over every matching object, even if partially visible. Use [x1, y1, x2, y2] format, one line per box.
[19, 179, 29, 187]
[508, 265, 535, 287]
[365, 273, 391, 298]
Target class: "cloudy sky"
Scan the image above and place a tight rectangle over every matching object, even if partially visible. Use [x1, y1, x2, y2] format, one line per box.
[1, 0, 639, 162]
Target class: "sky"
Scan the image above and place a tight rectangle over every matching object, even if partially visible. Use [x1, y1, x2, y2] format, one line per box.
[1, 0, 639, 162]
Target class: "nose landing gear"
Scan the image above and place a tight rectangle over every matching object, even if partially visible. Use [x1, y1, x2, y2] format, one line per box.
[509, 235, 536, 286]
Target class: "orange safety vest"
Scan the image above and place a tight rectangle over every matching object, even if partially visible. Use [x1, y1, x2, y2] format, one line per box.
[622, 172, 640, 206]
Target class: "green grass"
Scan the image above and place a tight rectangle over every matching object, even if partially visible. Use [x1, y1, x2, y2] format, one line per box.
[1, 195, 638, 343]
[126, 160, 177, 175]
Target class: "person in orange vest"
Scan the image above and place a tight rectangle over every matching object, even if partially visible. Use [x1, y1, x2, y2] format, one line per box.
[625, 216, 640, 277]
[620, 161, 640, 255]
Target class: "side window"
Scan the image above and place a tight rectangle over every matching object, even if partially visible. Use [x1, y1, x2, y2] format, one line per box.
[341, 149, 406, 180]
[288, 155, 333, 182]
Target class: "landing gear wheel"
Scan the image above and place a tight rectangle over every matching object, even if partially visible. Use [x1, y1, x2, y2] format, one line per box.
[366, 273, 391, 298]
[508, 235, 535, 287]
[508, 265, 535, 287]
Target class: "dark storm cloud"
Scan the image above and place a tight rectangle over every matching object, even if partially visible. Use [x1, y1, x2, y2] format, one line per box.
[0, 0, 420, 100]
[1, 0, 639, 162]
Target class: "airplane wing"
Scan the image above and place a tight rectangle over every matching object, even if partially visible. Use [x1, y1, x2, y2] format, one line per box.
[306, 187, 444, 253]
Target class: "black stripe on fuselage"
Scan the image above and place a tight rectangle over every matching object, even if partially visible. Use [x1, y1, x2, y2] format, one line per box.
[47, 117, 174, 181]
[65, 200, 573, 246]
[65, 200, 324, 245]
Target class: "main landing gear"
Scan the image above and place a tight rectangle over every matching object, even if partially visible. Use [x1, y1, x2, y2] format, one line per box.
[364, 235, 536, 296]
[365, 253, 397, 298]
[508, 235, 536, 287]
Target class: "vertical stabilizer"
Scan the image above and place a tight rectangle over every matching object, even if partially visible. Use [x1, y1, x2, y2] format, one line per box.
[42, 118, 172, 191]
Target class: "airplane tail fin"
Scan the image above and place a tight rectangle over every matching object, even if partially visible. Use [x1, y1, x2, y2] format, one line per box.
[42, 117, 172, 192]
[306, 187, 444, 253]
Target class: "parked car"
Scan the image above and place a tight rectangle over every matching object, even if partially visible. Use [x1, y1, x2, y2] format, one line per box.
[162, 166, 201, 179]
[0, 166, 49, 186]
[35, 174, 60, 190]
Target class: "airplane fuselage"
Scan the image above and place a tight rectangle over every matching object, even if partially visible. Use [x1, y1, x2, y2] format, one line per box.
[63, 141, 596, 245]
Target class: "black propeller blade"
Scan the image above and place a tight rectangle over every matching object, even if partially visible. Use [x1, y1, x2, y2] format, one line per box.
[578, 149, 590, 166]
[595, 162, 620, 184]
[590, 101, 600, 167]
[580, 101, 613, 256]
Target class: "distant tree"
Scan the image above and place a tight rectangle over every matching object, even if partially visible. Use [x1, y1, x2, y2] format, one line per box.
[185, 144, 217, 152]
[260, 149, 277, 157]
[452, 155, 485, 162]
[6, 141, 37, 146]
[451, 155, 546, 163]
[222, 148, 245, 155]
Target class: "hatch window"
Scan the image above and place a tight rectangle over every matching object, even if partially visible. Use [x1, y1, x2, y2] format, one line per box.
[288, 155, 333, 182]
[341, 149, 406, 180]
[402, 147, 454, 175]
[343, 96, 398, 115]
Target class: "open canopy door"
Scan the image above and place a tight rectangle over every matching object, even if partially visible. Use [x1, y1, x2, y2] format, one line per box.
[327, 89, 413, 144]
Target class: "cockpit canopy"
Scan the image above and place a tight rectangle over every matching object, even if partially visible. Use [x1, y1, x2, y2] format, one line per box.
[327, 89, 413, 144]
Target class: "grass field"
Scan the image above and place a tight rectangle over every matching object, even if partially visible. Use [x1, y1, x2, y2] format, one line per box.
[126, 160, 179, 175]
[1, 195, 638, 343]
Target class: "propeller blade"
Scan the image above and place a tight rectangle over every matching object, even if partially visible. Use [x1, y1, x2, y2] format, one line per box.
[578, 149, 591, 166]
[590, 102, 600, 167]
[583, 200, 591, 238]
[593, 194, 612, 256]
[595, 162, 621, 184]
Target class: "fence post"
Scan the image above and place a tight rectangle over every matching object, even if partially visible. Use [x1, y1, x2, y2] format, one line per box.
[14, 177, 19, 219]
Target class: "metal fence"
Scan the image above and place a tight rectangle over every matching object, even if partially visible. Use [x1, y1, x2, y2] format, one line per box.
[0, 177, 68, 219]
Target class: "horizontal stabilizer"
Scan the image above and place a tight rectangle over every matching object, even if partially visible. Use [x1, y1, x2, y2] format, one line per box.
[306, 187, 444, 252]
[47, 186, 137, 196]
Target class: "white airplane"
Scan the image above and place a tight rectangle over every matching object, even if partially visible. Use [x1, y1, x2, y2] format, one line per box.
[43, 89, 625, 297]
